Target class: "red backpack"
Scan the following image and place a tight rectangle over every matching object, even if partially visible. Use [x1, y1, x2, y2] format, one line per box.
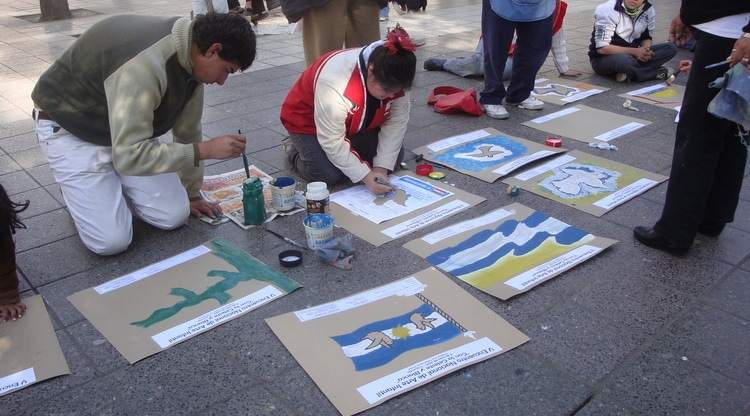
[427, 86, 483, 117]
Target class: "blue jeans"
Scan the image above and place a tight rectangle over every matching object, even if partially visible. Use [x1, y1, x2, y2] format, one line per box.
[442, 39, 513, 80]
[589, 43, 677, 81]
[479, 0, 552, 105]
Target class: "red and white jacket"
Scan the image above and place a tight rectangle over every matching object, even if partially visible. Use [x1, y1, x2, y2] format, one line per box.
[280, 42, 410, 183]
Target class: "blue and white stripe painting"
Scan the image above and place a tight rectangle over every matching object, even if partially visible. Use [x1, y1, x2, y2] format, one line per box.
[425, 211, 591, 278]
[331, 303, 461, 371]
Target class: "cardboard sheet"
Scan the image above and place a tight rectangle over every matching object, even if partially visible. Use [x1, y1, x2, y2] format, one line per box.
[412, 128, 566, 183]
[404, 204, 617, 300]
[68, 239, 301, 363]
[619, 83, 686, 110]
[0, 295, 69, 396]
[522, 105, 651, 143]
[266, 268, 528, 416]
[330, 171, 485, 246]
[532, 77, 609, 105]
[503, 150, 667, 216]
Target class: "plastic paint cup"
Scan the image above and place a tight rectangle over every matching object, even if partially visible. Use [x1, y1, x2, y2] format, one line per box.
[271, 176, 297, 211]
[303, 214, 334, 250]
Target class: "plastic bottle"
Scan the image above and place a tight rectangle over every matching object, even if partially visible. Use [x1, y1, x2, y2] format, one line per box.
[305, 181, 329, 215]
[242, 177, 266, 225]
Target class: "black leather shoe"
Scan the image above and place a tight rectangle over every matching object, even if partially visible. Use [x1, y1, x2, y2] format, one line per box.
[423, 58, 446, 71]
[633, 226, 689, 255]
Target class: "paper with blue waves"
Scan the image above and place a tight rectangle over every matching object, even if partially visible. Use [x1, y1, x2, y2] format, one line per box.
[405, 203, 617, 300]
[426, 211, 591, 276]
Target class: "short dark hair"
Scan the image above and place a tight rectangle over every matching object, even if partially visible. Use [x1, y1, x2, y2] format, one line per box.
[192, 13, 256, 71]
[368, 45, 417, 91]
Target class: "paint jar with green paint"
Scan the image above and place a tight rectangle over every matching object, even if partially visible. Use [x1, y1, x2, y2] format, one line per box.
[242, 177, 266, 226]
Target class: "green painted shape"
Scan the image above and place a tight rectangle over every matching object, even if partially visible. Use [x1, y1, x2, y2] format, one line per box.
[130, 238, 300, 328]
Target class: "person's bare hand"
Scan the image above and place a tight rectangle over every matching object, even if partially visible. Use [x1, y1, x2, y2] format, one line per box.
[362, 170, 393, 195]
[633, 47, 653, 62]
[728, 36, 750, 67]
[198, 134, 246, 160]
[677, 60, 692, 74]
[669, 15, 691, 46]
[560, 69, 582, 77]
[0, 302, 26, 322]
[190, 197, 223, 218]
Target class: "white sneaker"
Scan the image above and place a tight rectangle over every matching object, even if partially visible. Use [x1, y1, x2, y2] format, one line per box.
[508, 96, 544, 110]
[483, 104, 509, 119]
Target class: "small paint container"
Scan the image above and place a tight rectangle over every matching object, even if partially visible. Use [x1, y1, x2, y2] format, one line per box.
[415, 164, 433, 176]
[278, 250, 303, 268]
[303, 214, 334, 250]
[545, 137, 562, 147]
[428, 171, 445, 180]
[271, 176, 297, 211]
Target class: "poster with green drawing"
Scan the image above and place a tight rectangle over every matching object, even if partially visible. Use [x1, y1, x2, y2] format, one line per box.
[503, 151, 667, 216]
[404, 204, 617, 300]
[266, 268, 528, 416]
[68, 239, 301, 363]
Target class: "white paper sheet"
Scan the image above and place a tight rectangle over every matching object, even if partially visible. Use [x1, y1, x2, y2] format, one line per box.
[330, 175, 453, 224]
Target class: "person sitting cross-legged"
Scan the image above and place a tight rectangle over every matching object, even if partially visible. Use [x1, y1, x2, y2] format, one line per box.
[588, 0, 677, 82]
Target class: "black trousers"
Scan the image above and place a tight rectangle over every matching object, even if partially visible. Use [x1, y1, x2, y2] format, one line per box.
[479, 0, 552, 105]
[654, 30, 747, 246]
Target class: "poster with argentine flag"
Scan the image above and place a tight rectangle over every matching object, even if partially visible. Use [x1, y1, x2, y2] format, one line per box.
[266, 268, 528, 416]
[404, 203, 617, 300]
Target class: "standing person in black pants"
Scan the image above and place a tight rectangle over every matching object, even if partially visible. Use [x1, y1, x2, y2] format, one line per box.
[634, 2, 750, 255]
[479, 0, 555, 120]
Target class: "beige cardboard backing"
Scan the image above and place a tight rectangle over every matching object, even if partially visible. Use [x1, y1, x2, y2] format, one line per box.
[330, 171, 485, 246]
[0, 295, 70, 396]
[266, 268, 529, 416]
[532, 77, 609, 106]
[618, 83, 685, 110]
[412, 128, 566, 183]
[503, 150, 668, 216]
[404, 203, 617, 300]
[522, 104, 651, 143]
[68, 239, 300, 363]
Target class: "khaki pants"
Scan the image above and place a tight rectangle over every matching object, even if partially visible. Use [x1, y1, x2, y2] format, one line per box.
[303, 0, 380, 65]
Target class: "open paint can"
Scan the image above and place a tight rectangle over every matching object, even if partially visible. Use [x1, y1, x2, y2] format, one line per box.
[303, 214, 334, 250]
[271, 176, 297, 211]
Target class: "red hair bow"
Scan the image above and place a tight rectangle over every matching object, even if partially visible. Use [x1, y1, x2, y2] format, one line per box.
[384, 25, 416, 55]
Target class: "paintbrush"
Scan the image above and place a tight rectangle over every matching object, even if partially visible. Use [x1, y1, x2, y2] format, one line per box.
[238, 129, 250, 179]
[704, 60, 730, 70]
[264, 227, 309, 251]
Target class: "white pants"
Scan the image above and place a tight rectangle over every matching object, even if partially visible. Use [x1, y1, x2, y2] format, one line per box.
[35, 118, 190, 255]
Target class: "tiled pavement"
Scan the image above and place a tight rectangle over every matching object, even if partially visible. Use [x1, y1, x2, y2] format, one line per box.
[1, 0, 750, 415]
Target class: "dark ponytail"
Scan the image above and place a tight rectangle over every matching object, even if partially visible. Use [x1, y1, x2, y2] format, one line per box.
[0, 184, 28, 234]
[369, 25, 417, 91]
